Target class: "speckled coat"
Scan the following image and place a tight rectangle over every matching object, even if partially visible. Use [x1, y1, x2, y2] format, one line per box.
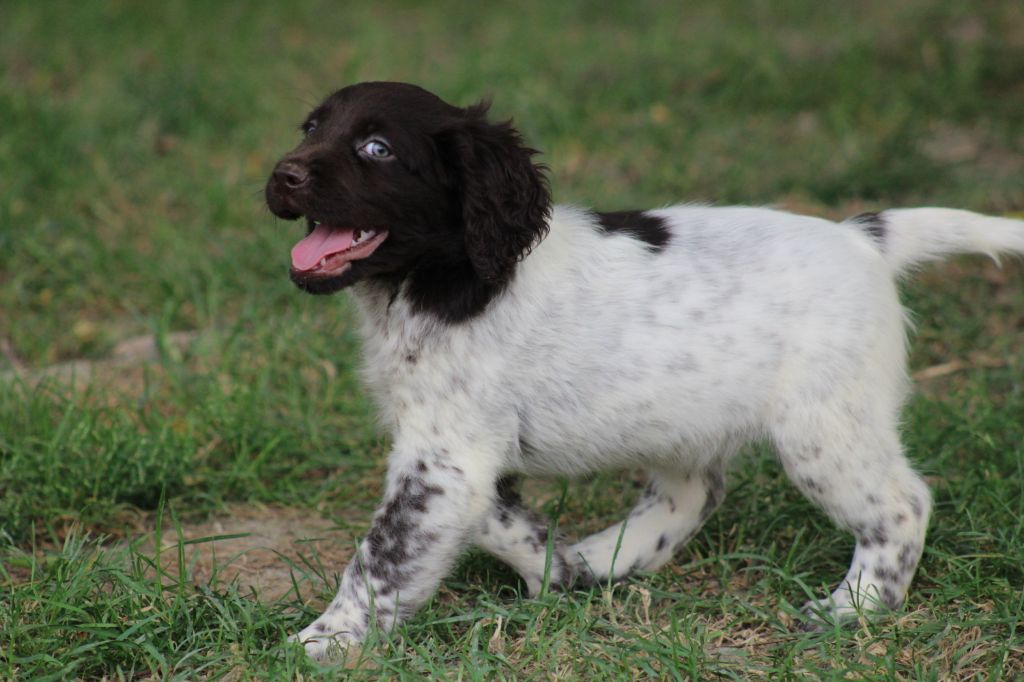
[292, 203, 1024, 659]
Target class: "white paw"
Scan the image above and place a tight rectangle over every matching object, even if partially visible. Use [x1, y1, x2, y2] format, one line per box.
[289, 623, 359, 662]
[799, 590, 881, 631]
[799, 598, 846, 631]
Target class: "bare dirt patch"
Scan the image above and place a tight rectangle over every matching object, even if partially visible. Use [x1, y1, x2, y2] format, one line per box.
[137, 505, 357, 602]
[1, 331, 198, 396]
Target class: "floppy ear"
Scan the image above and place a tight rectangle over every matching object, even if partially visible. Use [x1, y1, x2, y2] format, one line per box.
[450, 103, 551, 285]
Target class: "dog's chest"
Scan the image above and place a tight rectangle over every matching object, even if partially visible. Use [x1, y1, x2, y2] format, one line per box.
[356, 307, 507, 434]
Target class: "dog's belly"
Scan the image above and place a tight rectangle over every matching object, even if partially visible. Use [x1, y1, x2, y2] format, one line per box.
[512, 423, 748, 477]
[509, 357, 769, 477]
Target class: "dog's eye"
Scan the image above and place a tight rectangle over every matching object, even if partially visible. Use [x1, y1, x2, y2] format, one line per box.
[302, 120, 318, 136]
[359, 139, 392, 159]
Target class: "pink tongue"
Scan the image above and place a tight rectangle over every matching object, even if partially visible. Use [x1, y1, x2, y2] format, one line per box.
[291, 223, 355, 271]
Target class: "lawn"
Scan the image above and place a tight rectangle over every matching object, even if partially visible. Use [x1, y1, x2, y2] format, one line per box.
[1, 0, 1023, 678]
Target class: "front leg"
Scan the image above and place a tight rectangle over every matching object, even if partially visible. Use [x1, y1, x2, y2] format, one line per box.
[294, 450, 494, 661]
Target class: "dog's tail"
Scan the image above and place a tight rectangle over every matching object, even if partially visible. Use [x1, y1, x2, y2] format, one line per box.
[846, 208, 1024, 277]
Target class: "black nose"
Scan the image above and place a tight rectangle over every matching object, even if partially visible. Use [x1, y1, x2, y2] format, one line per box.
[273, 161, 309, 190]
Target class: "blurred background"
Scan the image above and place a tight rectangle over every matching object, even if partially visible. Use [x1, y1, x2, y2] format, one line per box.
[1, 2, 1022, 677]
[3, 1, 1023, 365]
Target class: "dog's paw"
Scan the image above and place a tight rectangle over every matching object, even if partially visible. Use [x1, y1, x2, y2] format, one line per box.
[289, 623, 360, 662]
[524, 549, 578, 597]
[798, 597, 864, 632]
[796, 603, 830, 632]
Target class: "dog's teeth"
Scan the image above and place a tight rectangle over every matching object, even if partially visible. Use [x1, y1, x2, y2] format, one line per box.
[320, 257, 327, 266]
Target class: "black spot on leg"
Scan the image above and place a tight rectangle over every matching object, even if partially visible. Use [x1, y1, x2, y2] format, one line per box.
[881, 586, 900, 609]
[656, 534, 667, 552]
[363, 474, 447, 588]
[375, 606, 394, 624]
[895, 513, 907, 526]
[873, 564, 900, 583]
[871, 524, 888, 546]
[897, 544, 919, 572]
[866, 494, 880, 505]
[315, 622, 328, 632]
[416, 460, 428, 473]
[855, 523, 890, 550]
[631, 482, 665, 518]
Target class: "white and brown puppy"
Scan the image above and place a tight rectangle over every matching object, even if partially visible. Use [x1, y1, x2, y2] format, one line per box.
[265, 81, 1024, 660]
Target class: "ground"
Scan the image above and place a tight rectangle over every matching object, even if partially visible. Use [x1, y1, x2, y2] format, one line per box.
[2, 1, 1023, 679]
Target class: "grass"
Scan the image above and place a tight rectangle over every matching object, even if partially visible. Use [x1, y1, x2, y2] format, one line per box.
[1, 0, 1023, 678]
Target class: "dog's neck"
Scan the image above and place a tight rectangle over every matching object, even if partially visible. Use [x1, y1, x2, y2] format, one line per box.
[347, 277, 463, 347]
[404, 259, 504, 323]
[350, 263, 507, 331]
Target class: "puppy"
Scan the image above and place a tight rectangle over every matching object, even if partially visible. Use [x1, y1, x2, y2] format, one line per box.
[265, 81, 1024, 660]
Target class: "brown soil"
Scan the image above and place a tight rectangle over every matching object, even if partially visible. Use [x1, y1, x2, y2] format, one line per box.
[136, 505, 357, 602]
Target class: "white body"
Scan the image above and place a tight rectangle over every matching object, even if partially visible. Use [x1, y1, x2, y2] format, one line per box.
[359, 205, 902, 475]
[296, 205, 1024, 659]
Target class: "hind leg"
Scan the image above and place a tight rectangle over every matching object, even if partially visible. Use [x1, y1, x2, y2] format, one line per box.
[773, 402, 931, 622]
[569, 466, 726, 584]
[474, 477, 573, 595]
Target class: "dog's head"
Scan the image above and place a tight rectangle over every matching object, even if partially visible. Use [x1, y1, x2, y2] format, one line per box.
[265, 82, 550, 318]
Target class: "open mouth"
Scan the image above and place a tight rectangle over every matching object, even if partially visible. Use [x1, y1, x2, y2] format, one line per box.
[290, 219, 389, 278]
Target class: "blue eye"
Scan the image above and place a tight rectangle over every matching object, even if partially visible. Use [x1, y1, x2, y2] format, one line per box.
[360, 139, 392, 158]
[302, 120, 318, 136]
